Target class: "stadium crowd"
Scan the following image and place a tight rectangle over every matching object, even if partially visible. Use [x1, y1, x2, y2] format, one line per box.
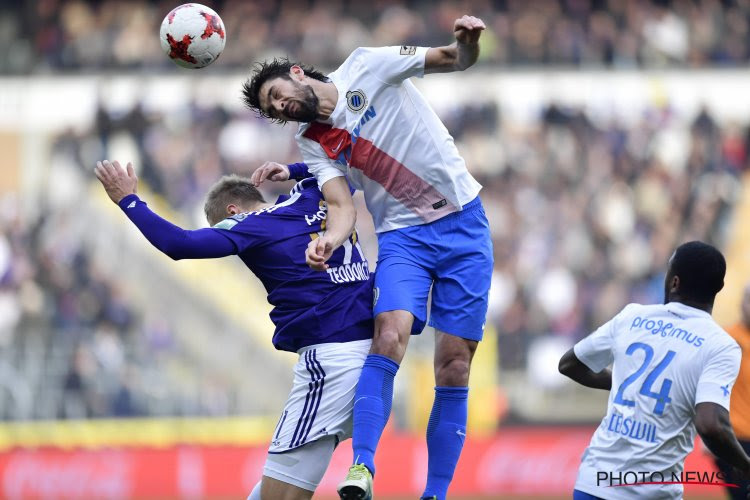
[3, 0, 750, 73]
[1, 91, 745, 419]
[0, 180, 241, 419]
[2, 0, 749, 421]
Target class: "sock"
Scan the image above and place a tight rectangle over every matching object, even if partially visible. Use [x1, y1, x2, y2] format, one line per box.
[421, 386, 469, 500]
[351, 353, 399, 477]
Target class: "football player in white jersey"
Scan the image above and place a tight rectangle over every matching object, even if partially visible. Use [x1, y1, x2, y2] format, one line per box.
[242, 14, 492, 500]
[559, 241, 750, 500]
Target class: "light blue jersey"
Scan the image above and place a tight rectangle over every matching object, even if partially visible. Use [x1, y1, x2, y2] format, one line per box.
[574, 302, 741, 500]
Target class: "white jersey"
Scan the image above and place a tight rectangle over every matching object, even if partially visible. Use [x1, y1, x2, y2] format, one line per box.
[296, 46, 482, 233]
[574, 302, 741, 500]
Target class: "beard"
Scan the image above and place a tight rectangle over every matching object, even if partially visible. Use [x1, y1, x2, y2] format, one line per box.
[287, 81, 319, 122]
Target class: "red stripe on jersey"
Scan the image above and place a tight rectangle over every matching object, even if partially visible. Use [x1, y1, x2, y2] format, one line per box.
[303, 123, 457, 222]
[303, 122, 352, 161]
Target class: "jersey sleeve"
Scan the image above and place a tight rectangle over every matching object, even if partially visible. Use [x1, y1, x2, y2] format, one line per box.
[296, 128, 347, 190]
[287, 162, 313, 180]
[695, 341, 742, 410]
[118, 194, 238, 260]
[574, 304, 635, 372]
[353, 46, 429, 85]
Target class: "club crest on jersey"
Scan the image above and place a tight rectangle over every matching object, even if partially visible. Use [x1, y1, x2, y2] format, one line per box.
[400, 45, 417, 55]
[346, 90, 367, 112]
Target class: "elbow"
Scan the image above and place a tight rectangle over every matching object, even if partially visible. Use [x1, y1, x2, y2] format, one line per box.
[156, 241, 185, 261]
[453, 59, 474, 72]
[558, 349, 576, 377]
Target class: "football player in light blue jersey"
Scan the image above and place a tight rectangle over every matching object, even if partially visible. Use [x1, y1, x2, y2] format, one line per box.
[559, 242, 750, 500]
[244, 15, 492, 500]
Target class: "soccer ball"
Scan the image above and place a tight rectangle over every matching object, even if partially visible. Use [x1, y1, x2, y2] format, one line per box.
[160, 3, 226, 69]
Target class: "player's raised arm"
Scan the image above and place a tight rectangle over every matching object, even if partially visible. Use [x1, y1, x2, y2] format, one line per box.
[305, 176, 355, 271]
[424, 15, 485, 74]
[95, 160, 237, 260]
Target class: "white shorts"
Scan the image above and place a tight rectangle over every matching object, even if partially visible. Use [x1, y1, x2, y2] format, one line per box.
[263, 339, 371, 491]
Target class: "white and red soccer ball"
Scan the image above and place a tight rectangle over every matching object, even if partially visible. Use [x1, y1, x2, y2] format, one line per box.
[160, 3, 226, 69]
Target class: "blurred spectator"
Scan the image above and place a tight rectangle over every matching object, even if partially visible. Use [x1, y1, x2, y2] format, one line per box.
[3, 0, 750, 73]
[2, 0, 750, 423]
[2, 82, 745, 421]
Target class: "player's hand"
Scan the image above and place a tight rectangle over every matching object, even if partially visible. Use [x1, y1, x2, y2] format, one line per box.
[251, 162, 290, 186]
[95, 160, 138, 204]
[305, 236, 334, 271]
[454, 15, 485, 45]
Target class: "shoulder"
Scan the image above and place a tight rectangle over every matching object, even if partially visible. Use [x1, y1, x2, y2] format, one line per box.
[694, 320, 741, 360]
[617, 302, 647, 319]
[711, 327, 742, 354]
[342, 47, 373, 66]
[291, 178, 323, 199]
[212, 213, 249, 231]
[336, 47, 397, 74]
[212, 210, 272, 233]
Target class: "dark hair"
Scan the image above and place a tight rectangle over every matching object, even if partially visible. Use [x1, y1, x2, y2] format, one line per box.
[241, 57, 328, 121]
[204, 175, 265, 226]
[669, 241, 726, 303]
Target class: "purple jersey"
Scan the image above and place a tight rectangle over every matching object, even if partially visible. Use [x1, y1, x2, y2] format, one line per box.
[211, 178, 373, 352]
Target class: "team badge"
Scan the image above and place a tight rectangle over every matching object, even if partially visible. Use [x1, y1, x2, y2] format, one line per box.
[373, 286, 380, 307]
[400, 45, 416, 55]
[346, 90, 367, 112]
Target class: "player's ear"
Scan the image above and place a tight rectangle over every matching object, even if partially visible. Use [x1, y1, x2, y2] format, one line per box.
[290, 65, 304, 80]
[670, 275, 680, 293]
[227, 203, 239, 216]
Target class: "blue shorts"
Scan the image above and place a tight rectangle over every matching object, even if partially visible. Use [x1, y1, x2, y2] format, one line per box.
[373, 196, 493, 341]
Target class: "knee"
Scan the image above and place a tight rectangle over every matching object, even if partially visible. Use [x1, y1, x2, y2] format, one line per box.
[435, 354, 473, 387]
[372, 313, 410, 362]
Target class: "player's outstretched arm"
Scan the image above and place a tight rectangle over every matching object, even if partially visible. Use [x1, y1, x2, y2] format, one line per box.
[425, 15, 485, 74]
[558, 348, 612, 390]
[695, 402, 750, 481]
[306, 176, 355, 271]
[94, 160, 236, 260]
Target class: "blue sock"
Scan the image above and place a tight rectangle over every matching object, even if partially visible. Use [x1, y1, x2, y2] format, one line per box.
[421, 386, 469, 500]
[351, 353, 399, 477]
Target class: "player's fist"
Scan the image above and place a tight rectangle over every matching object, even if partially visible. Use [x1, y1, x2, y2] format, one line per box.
[454, 15, 485, 45]
[95, 160, 138, 204]
[306, 236, 334, 271]
[251, 162, 290, 186]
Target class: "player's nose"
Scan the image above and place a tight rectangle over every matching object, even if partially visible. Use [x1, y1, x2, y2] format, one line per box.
[273, 99, 285, 116]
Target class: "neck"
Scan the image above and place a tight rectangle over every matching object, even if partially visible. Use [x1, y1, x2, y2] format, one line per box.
[670, 295, 714, 314]
[252, 202, 273, 211]
[309, 79, 338, 121]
